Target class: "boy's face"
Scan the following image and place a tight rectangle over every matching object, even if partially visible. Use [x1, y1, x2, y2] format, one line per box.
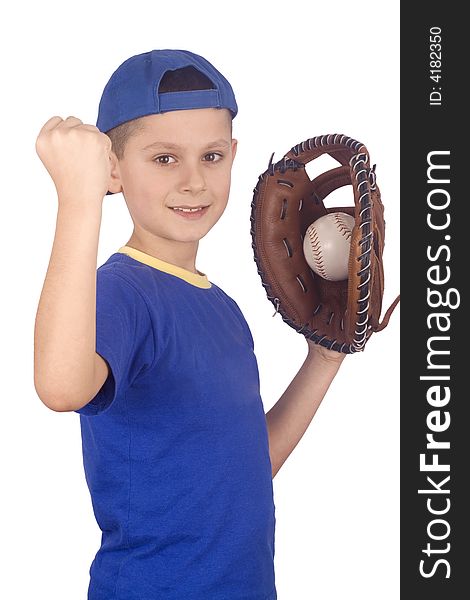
[108, 108, 237, 250]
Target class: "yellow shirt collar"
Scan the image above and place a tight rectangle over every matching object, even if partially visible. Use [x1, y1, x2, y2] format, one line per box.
[117, 245, 212, 289]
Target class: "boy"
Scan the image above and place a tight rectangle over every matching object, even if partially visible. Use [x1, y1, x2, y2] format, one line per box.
[34, 49, 345, 599]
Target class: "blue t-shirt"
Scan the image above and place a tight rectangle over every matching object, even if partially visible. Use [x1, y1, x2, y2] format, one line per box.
[75, 245, 277, 600]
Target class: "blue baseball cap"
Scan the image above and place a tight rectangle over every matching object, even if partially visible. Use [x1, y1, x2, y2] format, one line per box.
[96, 49, 238, 195]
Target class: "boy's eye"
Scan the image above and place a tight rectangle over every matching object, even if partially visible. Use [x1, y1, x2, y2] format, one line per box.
[154, 155, 175, 165]
[203, 152, 223, 162]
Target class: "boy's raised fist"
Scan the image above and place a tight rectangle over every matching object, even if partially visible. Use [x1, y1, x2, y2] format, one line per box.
[35, 115, 114, 202]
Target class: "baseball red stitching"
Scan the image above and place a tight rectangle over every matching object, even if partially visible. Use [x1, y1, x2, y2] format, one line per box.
[333, 213, 353, 240]
[307, 227, 330, 280]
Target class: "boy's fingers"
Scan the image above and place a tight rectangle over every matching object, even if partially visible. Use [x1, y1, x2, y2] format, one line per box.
[37, 116, 83, 138]
[57, 116, 84, 129]
[38, 117, 103, 139]
[59, 119, 103, 136]
[37, 115, 64, 135]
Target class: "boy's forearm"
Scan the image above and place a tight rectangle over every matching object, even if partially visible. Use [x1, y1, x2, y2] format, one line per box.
[266, 346, 345, 478]
[34, 198, 103, 409]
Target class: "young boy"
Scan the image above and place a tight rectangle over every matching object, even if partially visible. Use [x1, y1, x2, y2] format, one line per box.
[34, 49, 345, 599]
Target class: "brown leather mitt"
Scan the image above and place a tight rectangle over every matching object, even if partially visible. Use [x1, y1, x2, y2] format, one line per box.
[250, 133, 400, 354]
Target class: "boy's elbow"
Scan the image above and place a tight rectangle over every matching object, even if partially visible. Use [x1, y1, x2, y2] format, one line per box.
[34, 376, 83, 413]
[35, 353, 107, 412]
[42, 398, 71, 413]
[34, 381, 71, 412]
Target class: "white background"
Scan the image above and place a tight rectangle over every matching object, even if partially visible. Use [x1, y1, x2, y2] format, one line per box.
[2, 1, 400, 598]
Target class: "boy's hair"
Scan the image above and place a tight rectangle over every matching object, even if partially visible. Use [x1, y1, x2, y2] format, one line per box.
[106, 66, 233, 160]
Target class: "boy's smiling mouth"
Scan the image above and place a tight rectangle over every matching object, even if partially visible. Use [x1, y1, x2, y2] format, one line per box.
[170, 205, 209, 210]
[169, 205, 210, 219]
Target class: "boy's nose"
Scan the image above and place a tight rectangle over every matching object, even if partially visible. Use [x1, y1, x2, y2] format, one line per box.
[179, 163, 207, 194]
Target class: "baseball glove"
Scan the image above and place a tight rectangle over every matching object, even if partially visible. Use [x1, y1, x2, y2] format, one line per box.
[250, 133, 400, 354]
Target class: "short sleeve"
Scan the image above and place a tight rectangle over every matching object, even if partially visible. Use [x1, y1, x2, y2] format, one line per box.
[219, 289, 255, 350]
[74, 269, 156, 416]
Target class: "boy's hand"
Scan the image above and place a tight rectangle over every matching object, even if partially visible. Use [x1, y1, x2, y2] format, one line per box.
[306, 338, 347, 364]
[35, 115, 113, 203]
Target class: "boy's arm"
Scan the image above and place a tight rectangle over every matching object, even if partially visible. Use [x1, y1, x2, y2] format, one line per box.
[265, 340, 346, 478]
[34, 115, 113, 412]
[34, 201, 107, 411]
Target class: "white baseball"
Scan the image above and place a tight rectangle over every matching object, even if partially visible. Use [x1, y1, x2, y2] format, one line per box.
[303, 212, 355, 281]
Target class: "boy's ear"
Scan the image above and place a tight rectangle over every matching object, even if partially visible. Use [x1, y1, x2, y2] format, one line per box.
[107, 151, 123, 195]
[231, 138, 238, 163]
